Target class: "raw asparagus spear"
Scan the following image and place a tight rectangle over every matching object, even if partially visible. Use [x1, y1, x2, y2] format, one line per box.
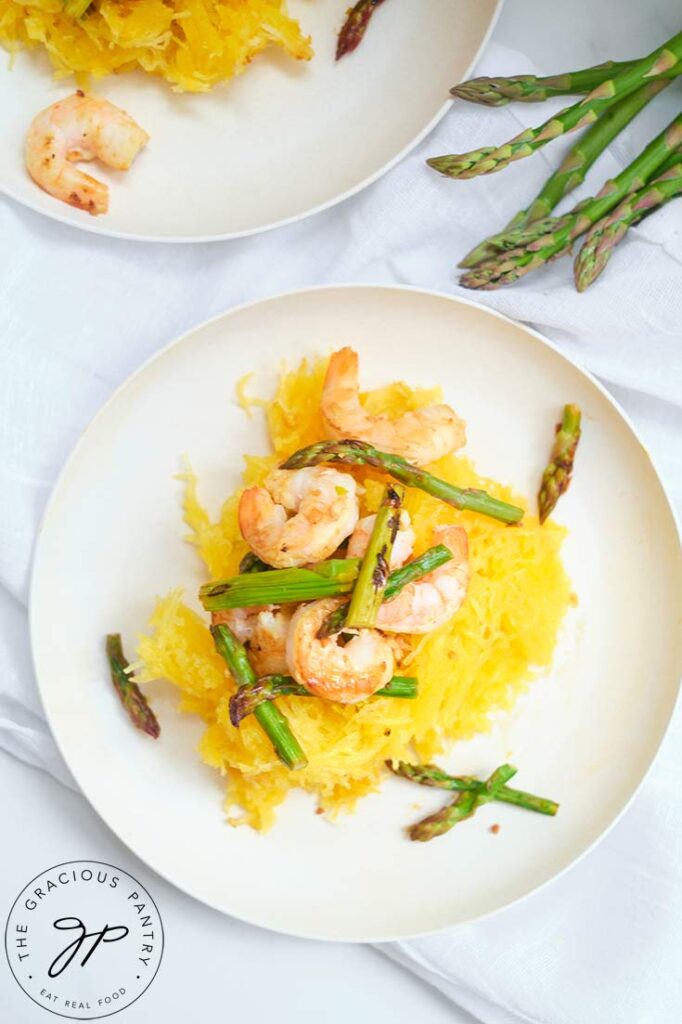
[427, 32, 682, 180]
[336, 0, 386, 60]
[281, 440, 524, 524]
[459, 113, 682, 289]
[451, 60, 634, 106]
[211, 623, 307, 769]
[537, 405, 582, 524]
[458, 80, 671, 267]
[105, 634, 160, 738]
[647, 149, 682, 178]
[574, 160, 682, 291]
[345, 484, 404, 629]
[230, 674, 418, 725]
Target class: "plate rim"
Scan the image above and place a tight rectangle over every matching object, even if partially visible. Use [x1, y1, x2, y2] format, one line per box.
[0, 1, 504, 243]
[29, 282, 682, 942]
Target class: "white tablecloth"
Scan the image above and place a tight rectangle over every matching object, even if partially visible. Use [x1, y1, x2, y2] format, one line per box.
[1, 3, 681, 1020]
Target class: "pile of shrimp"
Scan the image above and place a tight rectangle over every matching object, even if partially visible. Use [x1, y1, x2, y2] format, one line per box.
[137, 352, 572, 831]
[0, 0, 312, 93]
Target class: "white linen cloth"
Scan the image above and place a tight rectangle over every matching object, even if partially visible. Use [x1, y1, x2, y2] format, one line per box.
[1, 27, 681, 1024]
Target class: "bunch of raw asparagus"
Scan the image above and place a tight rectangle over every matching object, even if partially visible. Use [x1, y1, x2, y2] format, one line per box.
[428, 32, 682, 291]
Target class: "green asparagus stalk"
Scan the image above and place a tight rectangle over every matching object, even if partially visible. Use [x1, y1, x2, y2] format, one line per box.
[408, 764, 517, 841]
[537, 404, 582, 524]
[389, 760, 480, 791]
[458, 80, 670, 267]
[281, 440, 524, 524]
[494, 785, 559, 816]
[345, 484, 404, 629]
[230, 674, 418, 725]
[451, 60, 634, 106]
[375, 676, 418, 699]
[231, 675, 304, 725]
[105, 634, 160, 739]
[317, 543, 453, 637]
[336, 0, 386, 60]
[388, 761, 559, 840]
[211, 623, 307, 770]
[382, 545, 453, 598]
[646, 148, 682, 179]
[459, 113, 682, 290]
[389, 761, 559, 814]
[427, 32, 682, 180]
[574, 160, 682, 291]
[203, 543, 451, 617]
[483, 764, 519, 794]
[200, 558, 360, 611]
[410, 789, 480, 839]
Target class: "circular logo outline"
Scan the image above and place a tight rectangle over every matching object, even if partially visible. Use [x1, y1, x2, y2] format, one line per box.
[4, 859, 164, 1020]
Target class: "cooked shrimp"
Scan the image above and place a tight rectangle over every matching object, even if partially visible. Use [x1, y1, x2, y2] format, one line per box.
[25, 91, 148, 216]
[347, 510, 416, 569]
[287, 598, 394, 703]
[212, 606, 293, 677]
[376, 525, 470, 634]
[321, 347, 466, 466]
[238, 467, 359, 569]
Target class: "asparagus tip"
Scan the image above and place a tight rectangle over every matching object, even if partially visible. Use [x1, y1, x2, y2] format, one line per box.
[105, 633, 160, 739]
[426, 156, 452, 175]
[537, 403, 582, 523]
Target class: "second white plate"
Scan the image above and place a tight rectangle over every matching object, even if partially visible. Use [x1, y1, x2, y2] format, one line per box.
[0, 0, 500, 241]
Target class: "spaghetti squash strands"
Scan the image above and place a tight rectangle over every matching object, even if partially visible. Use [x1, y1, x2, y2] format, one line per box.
[0, 0, 312, 92]
[137, 358, 571, 830]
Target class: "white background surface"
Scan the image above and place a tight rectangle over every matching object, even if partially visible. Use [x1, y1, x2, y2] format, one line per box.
[1, 0, 681, 1021]
[0, 749, 471, 1023]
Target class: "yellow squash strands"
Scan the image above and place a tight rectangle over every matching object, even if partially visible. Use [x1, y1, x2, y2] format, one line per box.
[137, 358, 572, 831]
[0, 0, 312, 92]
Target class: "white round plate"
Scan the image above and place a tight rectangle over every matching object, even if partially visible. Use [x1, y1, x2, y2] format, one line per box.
[0, 0, 500, 241]
[31, 285, 681, 941]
